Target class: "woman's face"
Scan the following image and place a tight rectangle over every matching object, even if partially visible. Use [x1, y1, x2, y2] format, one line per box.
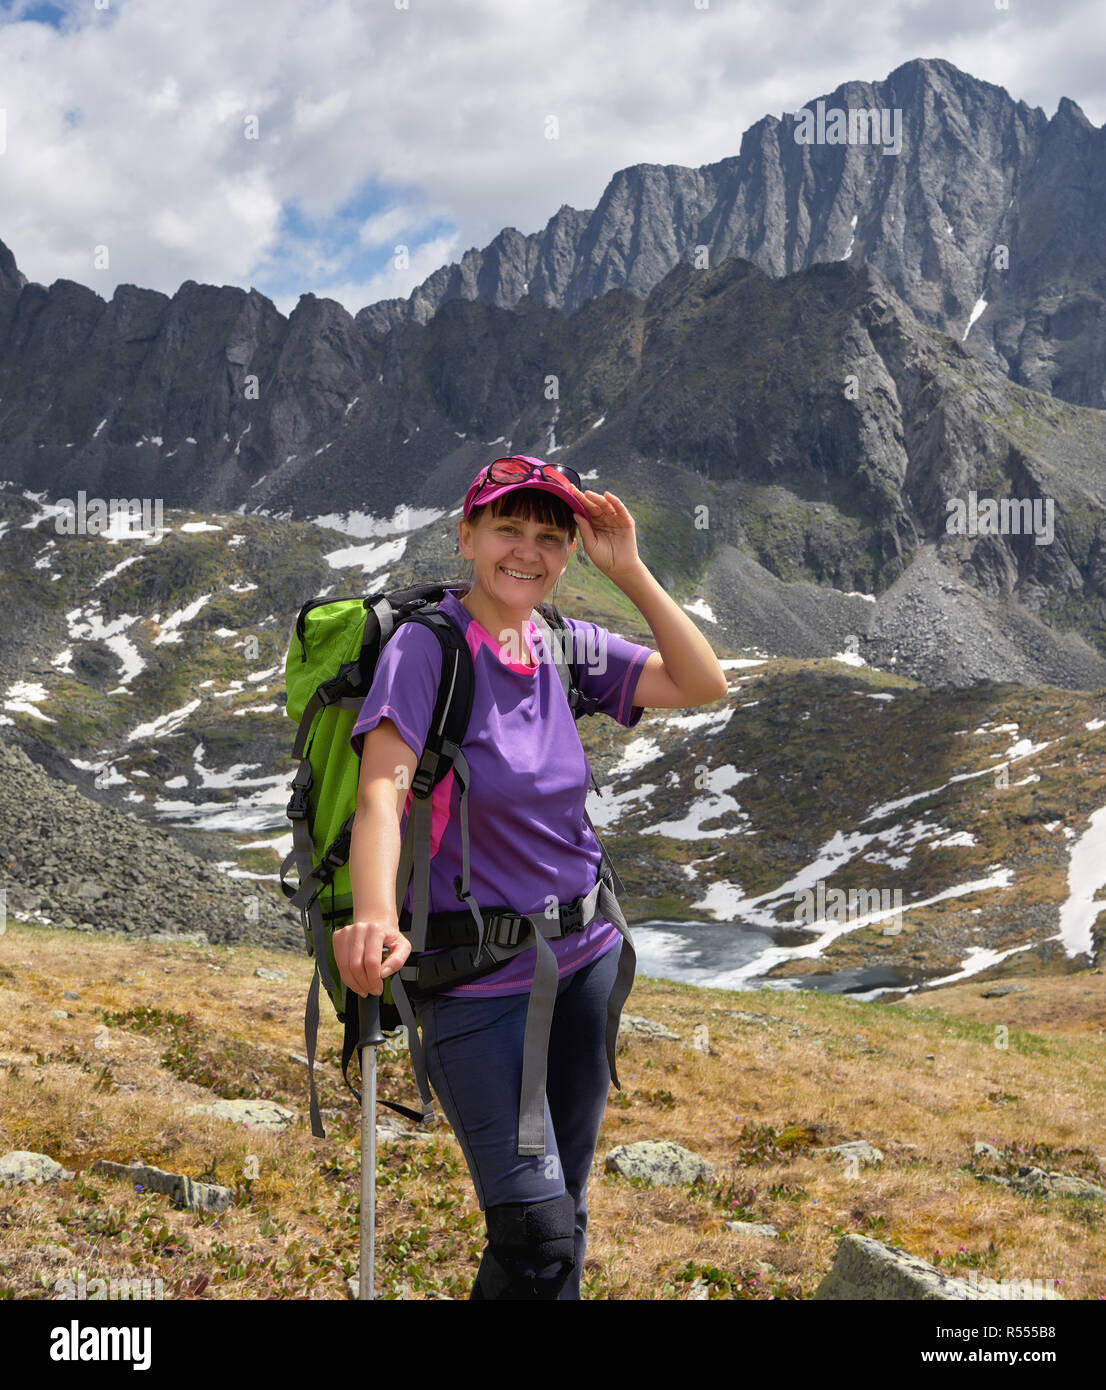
[460, 506, 577, 605]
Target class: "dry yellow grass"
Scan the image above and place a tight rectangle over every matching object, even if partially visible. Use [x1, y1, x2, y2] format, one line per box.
[1, 921, 1103, 1300]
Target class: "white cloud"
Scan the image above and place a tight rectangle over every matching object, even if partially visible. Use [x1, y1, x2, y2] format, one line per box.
[358, 201, 429, 251]
[0, 0, 1102, 319]
[259, 231, 464, 319]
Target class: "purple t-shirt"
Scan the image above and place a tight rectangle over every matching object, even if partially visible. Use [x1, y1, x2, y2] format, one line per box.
[349, 587, 653, 996]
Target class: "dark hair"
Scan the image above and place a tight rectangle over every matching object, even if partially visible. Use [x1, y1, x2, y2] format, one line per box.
[457, 485, 578, 590]
[469, 485, 577, 534]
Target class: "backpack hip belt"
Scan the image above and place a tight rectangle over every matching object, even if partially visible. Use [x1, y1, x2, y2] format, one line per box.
[396, 864, 613, 1001]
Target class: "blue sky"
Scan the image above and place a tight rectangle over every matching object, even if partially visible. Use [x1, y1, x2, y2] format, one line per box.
[0, 0, 1102, 320]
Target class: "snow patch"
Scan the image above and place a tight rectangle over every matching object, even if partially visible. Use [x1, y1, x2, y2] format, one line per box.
[3, 681, 56, 722]
[963, 296, 987, 340]
[127, 699, 202, 741]
[640, 764, 752, 840]
[152, 593, 212, 645]
[324, 536, 407, 572]
[682, 599, 716, 623]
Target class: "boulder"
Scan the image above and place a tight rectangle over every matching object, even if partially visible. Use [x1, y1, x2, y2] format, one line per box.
[815, 1234, 1061, 1300]
[811, 1139, 884, 1166]
[604, 1140, 714, 1186]
[725, 1221, 779, 1238]
[184, 1099, 295, 1130]
[87, 1158, 233, 1214]
[0, 1150, 76, 1185]
[618, 1015, 681, 1041]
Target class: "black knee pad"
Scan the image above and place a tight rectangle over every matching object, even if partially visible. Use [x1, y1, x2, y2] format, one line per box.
[474, 1192, 577, 1300]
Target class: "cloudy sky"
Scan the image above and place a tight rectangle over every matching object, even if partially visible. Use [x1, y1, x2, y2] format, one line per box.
[0, 0, 1102, 320]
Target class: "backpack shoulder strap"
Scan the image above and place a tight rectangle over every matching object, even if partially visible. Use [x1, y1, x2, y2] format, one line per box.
[391, 609, 474, 794]
[531, 604, 626, 898]
[376, 603, 480, 1131]
[532, 603, 601, 719]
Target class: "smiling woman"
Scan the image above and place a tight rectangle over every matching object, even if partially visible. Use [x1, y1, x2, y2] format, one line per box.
[341, 453, 727, 1301]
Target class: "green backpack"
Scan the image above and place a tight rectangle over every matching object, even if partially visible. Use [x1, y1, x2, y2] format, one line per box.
[281, 580, 636, 1155]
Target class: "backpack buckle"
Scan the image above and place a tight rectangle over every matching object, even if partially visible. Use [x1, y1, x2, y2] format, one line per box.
[568, 688, 601, 717]
[286, 782, 311, 820]
[318, 842, 346, 876]
[558, 895, 586, 935]
[489, 913, 533, 949]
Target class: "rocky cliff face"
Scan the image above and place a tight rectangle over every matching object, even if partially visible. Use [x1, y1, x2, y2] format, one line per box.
[2, 251, 1106, 695]
[356, 59, 1106, 411]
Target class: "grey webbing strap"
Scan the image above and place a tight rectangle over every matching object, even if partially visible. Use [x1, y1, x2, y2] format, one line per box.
[531, 607, 628, 905]
[401, 744, 481, 1132]
[388, 779, 438, 1127]
[516, 926, 559, 1155]
[292, 692, 364, 760]
[390, 743, 446, 955]
[393, 790, 418, 935]
[596, 878, 637, 1092]
[583, 808, 627, 898]
[531, 609, 563, 685]
[515, 868, 627, 1156]
[413, 742, 487, 952]
[389, 972, 436, 1129]
[287, 805, 339, 1140]
[288, 815, 357, 912]
[284, 758, 316, 897]
[283, 806, 339, 1004]
[384, 735, 475, 1135]
[371, 596, 394, 643]
[451, 746, 476, 913]
[293, 698, 324, 760]
[285, 743, 339, 1140]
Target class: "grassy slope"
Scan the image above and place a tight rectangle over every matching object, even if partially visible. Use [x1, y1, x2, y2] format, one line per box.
[0, 923, 1102, 1301]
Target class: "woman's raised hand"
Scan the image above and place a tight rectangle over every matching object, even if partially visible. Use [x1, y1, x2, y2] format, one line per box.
[567, 487, 643, 582]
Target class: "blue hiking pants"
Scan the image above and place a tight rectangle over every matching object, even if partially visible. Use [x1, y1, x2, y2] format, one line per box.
[415, 937, 622, 1300]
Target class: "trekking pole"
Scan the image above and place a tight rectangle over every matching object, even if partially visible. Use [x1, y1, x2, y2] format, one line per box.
[357, 952, 387, 1301]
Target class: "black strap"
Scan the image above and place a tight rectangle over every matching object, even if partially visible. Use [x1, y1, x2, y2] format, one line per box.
[398, 882, 595, 953]
[340, 990, 424, 1124]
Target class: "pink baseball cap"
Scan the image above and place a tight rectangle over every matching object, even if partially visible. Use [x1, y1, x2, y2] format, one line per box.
[462, 455, 590, 522]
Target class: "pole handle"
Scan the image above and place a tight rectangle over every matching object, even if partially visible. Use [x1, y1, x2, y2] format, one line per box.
[357, 989, 386, 1050]
[356, 942, 390, 1050]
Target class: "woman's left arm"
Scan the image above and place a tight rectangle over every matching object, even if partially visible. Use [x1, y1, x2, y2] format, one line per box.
[617, 563, 729, 708]
[570, 487, 729, 709]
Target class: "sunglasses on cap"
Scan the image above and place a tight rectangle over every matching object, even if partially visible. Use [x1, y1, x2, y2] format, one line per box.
[471, 457, 582, 504]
